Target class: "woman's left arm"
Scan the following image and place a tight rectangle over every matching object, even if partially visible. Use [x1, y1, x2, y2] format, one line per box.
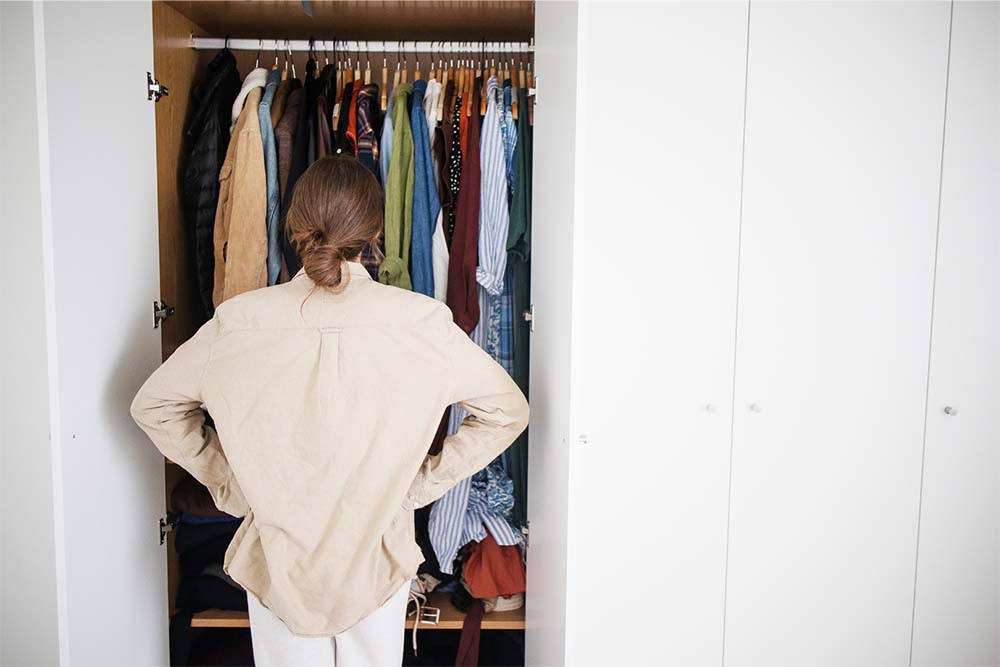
[130, 316, 249, 517]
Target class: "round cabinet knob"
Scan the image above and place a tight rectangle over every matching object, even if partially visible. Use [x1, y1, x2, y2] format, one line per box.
[748, 403, 762, 413]
[944, 406, 958, 416]
[705, 403, 717, 414]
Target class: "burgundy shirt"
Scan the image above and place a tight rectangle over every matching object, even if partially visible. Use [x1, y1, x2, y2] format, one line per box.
[446, 78, 483, 334]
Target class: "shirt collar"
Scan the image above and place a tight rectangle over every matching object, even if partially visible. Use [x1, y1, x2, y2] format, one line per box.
[293, 261, 372, 285]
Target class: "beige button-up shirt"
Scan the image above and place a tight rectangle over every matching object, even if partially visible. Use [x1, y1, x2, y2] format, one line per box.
[131, 262, 528, 636]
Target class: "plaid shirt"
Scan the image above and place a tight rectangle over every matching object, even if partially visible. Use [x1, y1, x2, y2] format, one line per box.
[355, 84, 380, 177]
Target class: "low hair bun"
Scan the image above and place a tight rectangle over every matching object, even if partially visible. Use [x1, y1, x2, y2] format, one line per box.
[302, 243, 345, 290]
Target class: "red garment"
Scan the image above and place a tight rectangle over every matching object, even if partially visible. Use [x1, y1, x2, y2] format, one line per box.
[345, 79, 361, 156]
[462, 532, 526, 599]
[446, 78, 483, 333]
[455, 599, 483, 667]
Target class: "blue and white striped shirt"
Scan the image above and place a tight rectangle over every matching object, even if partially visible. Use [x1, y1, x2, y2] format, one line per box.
[474, 77, 510, 297]
[429, 287, 522, 573]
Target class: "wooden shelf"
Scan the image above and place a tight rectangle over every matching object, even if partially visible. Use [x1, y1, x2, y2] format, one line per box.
[190, 592, 524, 631]
[163, 0, 534, 41]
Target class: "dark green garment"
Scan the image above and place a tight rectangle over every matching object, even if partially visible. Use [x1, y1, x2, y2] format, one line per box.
[507, 88, 532, 530]
[507, 88, 532, 263]
[379, 84, 414, 290]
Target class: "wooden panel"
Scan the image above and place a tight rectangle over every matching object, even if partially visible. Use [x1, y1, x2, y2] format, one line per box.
[725, 3, 951, 666]
[152, 1, 211, 360]
[568, 2, 748, 665]
[164, 0, 533, 41]
[912, 3, 1000, 665]
[191, 592, 526, 630]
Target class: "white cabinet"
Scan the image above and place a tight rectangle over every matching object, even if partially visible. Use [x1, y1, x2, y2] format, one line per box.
[553, 2, 750, 665]
[724, 2, 951, 665]
[912, 3, 1000, 665]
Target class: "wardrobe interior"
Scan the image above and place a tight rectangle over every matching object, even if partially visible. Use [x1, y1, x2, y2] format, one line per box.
[151, 2, 535, 664]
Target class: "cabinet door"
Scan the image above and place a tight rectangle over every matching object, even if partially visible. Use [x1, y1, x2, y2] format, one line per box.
[36, 2, 167, 663]
[725, 3, 951, 666]
[911, 3, 1000, 665]
[564, 2, 749, 664]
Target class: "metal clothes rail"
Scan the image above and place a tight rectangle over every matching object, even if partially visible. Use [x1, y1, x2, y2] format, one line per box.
[189, 36, 534, 54]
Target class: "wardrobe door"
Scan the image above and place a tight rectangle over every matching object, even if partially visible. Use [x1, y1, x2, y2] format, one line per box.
[725, 3, 951, 666]
[563, 2, 748, 664]
[524, 3, 580, 667]
[35, 2, 168, 663]
[911, 3, 1000, 665]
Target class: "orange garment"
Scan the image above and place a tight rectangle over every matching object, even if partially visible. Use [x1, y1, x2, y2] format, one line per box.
[462, 532, 526, 599]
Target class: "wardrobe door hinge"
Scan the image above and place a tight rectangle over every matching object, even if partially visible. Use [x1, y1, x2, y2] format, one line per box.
[153, 299, 175, 329]
[147, 72, 169, 102]
[522, 304, 535, 333]
[159, 513, 180, 545]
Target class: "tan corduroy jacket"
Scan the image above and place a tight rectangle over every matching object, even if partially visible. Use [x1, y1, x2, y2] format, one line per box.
[213, 84, 267, 307]
[131, 262, 529, 636]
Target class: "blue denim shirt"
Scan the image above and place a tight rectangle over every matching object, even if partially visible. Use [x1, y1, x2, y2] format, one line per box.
[258, 69, 282, 285]
[409, 80, 440, 297]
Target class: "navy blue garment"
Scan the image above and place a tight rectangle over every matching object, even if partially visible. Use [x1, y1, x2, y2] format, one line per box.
[409, 79, 440, 297]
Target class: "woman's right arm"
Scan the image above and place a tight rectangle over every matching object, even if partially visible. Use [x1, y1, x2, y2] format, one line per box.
[402, 310, 530, 510]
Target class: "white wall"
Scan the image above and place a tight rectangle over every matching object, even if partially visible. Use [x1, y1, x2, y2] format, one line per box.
[0, 2, 62, 665]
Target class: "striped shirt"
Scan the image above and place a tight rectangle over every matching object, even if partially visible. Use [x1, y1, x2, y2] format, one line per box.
[429, 288, 523, 573]
[474, 77, 510, 297]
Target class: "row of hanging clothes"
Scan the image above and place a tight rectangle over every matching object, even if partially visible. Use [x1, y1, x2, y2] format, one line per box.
[181, 38, 534, 663]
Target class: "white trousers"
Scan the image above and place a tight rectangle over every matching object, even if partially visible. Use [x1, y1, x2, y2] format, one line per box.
[247, 582, 410, 667]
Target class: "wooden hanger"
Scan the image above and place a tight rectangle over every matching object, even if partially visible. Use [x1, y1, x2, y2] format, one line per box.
[437, 58, 451, 122]
[463, 59, 471, 118]
[393, 43, 402, 92]
[344, 54, 354, 91]
[286, 41, 297, 81]
[479, 49, 488, 117]
[381, 49, 389, 111]
[511, 50, 520, 121]
[335, 50, 344, 101]
[364, 41, 372, 85]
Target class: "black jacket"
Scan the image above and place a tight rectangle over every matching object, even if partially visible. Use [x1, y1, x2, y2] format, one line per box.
[281, 58, 319, 277]
[182, 49, 240, 319]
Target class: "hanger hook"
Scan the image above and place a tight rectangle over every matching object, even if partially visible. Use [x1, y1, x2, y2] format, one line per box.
[255, 39, 263, 68]
[286, 40, 295, 77]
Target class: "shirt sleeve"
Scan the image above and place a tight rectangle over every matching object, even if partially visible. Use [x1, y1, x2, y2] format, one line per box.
[402, 309, 530, 510]
[130, 316, 249, 517]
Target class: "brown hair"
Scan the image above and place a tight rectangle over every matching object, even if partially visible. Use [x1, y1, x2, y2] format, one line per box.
[286, 156, 384, 292]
